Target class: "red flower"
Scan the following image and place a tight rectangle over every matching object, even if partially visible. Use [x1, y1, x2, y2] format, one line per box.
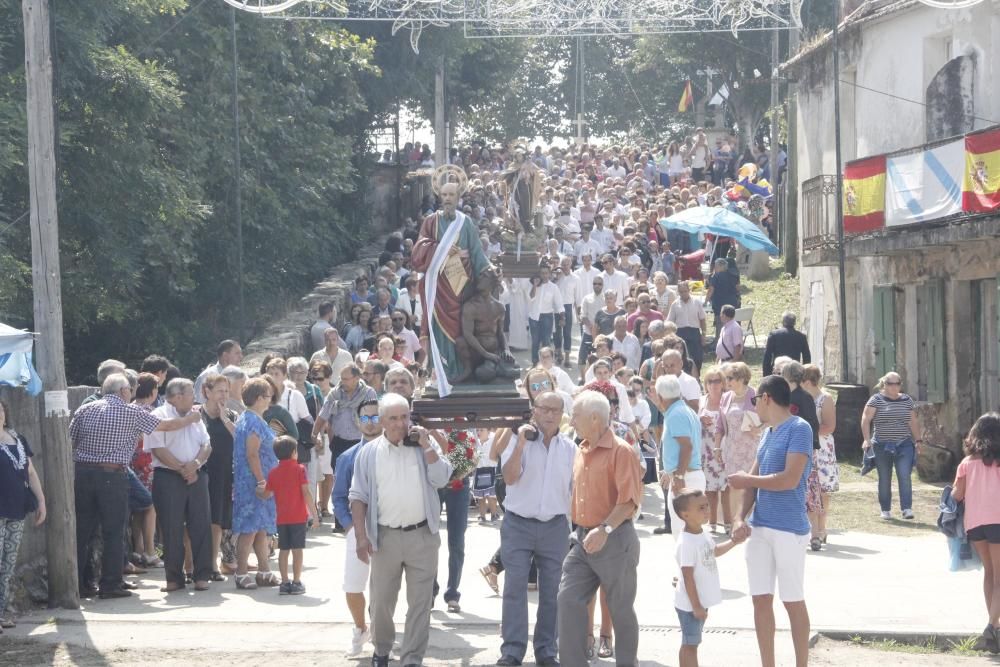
[447, 442, 455, 452]
[456, 431, 468, 442]
[465, 447, 474, 458]
[449, 479, 463, 490]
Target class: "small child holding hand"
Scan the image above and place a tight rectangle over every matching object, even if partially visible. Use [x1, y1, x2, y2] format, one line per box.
[265, 435, 317, 595]
[673, 488, 745, 667]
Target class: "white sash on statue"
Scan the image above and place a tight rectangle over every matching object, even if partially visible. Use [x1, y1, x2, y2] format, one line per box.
[423, 210, 467, 398]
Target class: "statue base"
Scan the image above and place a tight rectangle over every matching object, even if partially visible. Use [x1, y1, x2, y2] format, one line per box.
[412, 381, 530, 429]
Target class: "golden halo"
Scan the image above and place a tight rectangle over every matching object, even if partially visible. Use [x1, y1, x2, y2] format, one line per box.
[432, 164, 469, 197]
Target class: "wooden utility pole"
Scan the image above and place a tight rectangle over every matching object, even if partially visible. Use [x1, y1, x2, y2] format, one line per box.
[23, 0, 79, 609]
[434, 56, 446, 165]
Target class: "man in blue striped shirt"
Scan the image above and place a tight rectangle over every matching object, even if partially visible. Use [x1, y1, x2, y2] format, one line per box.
[728, 375, 812, 667]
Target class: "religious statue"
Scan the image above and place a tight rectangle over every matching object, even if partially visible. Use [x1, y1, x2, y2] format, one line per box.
[410, 165, 490, 394]
[499, 147, 543, 234]
[454, 265, 519, 384]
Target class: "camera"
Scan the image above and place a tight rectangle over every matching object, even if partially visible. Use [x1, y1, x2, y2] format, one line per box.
[523, 424, 540, 442]
[403, 428, 423, 447]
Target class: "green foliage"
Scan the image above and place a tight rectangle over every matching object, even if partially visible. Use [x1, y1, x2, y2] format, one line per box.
[0, 1, 377, 382]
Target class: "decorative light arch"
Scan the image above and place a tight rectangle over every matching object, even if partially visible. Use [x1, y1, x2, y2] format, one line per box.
[221, 0, 803, 52]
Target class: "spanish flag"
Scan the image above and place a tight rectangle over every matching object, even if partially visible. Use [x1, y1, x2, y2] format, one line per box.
[678, 80, 693, 113]
[843, 155, 886, 233]
[963, 127, 1000, 213]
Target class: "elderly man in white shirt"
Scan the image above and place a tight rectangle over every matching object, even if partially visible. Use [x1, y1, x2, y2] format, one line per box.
[496, 392, 576, 667]
[309, 327, 354, 379]
[529, 264, 564, 366]
[661, 348, 701, 411]
[148, 378, 213, 592]
[349, 394, 453, 667]
[666, 280, 708, 378]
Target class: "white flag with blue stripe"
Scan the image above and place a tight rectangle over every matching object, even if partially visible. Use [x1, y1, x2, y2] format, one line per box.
[885, 139, 964, 227]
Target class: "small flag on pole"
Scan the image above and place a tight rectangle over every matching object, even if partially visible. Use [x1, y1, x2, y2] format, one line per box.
[678, 80, 693, 112]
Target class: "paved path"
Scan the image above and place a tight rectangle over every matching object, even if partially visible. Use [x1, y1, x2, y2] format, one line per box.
[7, 486, 984, 665]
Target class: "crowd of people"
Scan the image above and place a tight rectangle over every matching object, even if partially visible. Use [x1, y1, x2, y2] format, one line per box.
[2, 137, 999, 665]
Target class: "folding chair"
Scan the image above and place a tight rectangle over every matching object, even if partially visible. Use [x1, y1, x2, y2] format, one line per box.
[734, 306, 757, 347]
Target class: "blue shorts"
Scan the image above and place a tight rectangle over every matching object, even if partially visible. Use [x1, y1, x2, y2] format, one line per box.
[676, 608, 705, 646]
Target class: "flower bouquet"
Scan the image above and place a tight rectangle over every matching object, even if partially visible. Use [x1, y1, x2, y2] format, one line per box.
[444, 429, 479, 491]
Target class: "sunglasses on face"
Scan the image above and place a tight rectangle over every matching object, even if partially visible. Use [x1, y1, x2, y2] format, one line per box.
[529, 380, 552, 392]
[358, 414, 381, 425]
[707, 378, 723, 384]
[885, 381, 901, 386]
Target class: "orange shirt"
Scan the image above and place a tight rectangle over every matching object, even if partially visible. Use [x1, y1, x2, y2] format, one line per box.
[571, 428, 644, 528]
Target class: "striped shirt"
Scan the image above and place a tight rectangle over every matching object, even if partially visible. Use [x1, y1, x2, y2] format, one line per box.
[749, 416, 813, 536]
[866, 392, 914, 443]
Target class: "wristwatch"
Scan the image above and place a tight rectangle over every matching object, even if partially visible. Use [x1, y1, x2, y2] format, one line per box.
[601, 523, 613, 535]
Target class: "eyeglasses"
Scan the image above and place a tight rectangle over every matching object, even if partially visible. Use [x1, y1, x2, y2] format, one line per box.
[885, 381, 901, 386]
[534, 404, 562, 415]
[751, 393, 768, 406]
[358, 414, 381, 425]
[529, 380, 552, 392]
[706, 378, 723, 384]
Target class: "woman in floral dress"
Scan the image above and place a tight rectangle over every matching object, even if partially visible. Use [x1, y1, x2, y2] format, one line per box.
[803, 364, 839, 549]
[717, 362, 760, 524]
[699, 366, 728, 532]
[231, 377, 280, 590]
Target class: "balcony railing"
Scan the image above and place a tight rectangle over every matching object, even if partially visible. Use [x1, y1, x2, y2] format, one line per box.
[802, 174, 838, 251]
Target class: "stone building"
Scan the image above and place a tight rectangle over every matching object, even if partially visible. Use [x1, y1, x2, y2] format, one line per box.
[785, 0, 1000, 466]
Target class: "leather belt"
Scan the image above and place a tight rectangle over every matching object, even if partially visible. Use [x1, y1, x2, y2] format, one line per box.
[75, 462, 126, 471]
[382, 519, 428, 532]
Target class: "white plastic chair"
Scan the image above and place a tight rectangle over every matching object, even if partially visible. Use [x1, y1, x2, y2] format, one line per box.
[734, 306, 757, 347]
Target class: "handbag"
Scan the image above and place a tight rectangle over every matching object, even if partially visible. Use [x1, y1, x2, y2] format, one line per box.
[473, 467, 496, 491]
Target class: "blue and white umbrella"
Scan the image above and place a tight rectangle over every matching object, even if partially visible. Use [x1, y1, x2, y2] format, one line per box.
[659, 206, 779, 256]
[0, 323, 41, 396]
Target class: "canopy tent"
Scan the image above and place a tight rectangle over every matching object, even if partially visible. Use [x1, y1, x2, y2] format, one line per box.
[659, 206, 779, 256]
[0, 323, 42, 396]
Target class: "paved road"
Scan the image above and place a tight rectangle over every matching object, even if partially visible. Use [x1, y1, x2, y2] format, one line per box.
[7, 485, 984, 665]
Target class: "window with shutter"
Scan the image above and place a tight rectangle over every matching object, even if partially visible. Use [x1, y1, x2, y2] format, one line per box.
[873, 286, 896, 377]
[918, 279, 947, 403]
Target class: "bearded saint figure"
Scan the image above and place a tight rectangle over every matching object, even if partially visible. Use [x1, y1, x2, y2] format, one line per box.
[410, 166, 490, 393]
[500, 148, 543, 234]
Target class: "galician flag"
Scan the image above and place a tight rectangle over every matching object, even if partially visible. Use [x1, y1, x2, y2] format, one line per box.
[678, 80, 693, 113]
[842, 155, 886, 233]
[963, 127, 1000, 213]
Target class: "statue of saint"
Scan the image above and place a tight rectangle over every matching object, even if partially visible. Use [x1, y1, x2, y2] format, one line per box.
[410, 165, 490, 393]
[500, 148, 543, 234]
[454, 266, 519, 384]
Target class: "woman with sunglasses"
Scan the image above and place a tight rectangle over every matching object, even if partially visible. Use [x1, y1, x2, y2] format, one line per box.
[861, 372, 922, 520]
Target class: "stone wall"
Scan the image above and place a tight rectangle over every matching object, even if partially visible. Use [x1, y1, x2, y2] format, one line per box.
[240, 234, 391, 375]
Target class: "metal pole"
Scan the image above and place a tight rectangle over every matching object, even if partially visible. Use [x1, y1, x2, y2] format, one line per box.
[434, 56, 446, 166]
[231, 8, 245, 342]
[23, 0, 79, 609]
[769, 29, 780, 247]
[833, 2, 849, 380]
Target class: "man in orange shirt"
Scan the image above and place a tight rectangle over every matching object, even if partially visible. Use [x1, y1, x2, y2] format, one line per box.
[558, 390, 644, 666]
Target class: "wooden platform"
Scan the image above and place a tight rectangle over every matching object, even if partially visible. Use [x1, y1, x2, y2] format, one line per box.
[495, 251, 542, 278]
[411, 389, 531, 429]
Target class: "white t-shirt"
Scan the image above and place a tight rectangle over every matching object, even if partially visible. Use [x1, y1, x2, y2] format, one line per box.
[678, 373, 702, 401]
[632, 399, 652, 431]
[674, 529, 722, 612]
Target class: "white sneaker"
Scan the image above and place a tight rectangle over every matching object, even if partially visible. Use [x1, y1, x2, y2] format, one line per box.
[902, 509, 914, 520]
[347, 626, 370, 657]
[880, 511, 891, 520]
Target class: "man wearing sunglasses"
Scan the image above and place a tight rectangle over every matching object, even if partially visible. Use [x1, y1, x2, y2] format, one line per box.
[496, 392, 576, 667]
[728, 375, 813, 667]
[331, 399, 383, 658]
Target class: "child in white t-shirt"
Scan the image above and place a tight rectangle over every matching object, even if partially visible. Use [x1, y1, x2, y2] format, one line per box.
[673, 488, 744, 666]
[473, 429, 500, 524]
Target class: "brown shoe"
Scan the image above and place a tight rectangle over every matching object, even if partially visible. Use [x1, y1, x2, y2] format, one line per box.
[160, 583, 185, 593]
[194, 581, 211, 592]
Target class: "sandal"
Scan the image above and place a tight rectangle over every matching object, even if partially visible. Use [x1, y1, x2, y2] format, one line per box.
[142, 554, 163, 568]
[479, 565, 499, 594]
[234, 574, 257, 590]
[220, 562, 238, 575]
[598, 635, 614, 659]
[0, 618, 15, 629]
[810, 537, 822, 552]
[256, 571, 280, 587]
[585, 635, 595, 660]
[210, 571, 227, 582]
